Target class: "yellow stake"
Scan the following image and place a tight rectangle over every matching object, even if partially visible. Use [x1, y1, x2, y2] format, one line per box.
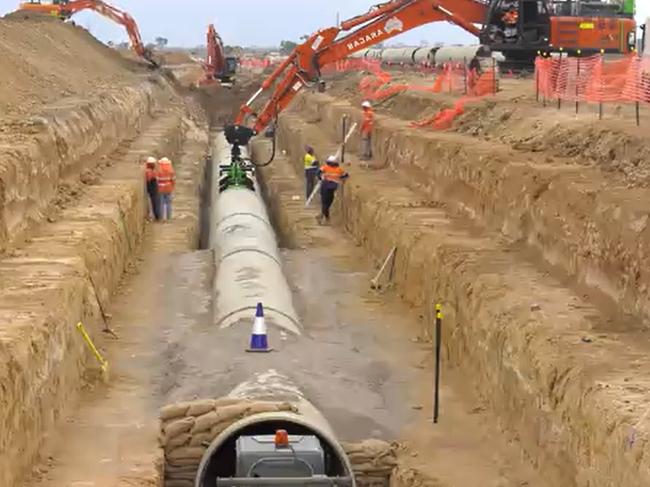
[76, 322, 109, 373]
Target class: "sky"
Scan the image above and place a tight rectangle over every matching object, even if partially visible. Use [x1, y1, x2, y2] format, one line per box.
[0, 0, 648, 48]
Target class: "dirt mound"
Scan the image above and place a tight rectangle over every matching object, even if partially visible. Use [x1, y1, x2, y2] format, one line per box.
[0, 16, 143, 118]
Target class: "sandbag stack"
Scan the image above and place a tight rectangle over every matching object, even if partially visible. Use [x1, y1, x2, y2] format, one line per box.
[159, 398, 297, 487]
[342, 439, 399, 487]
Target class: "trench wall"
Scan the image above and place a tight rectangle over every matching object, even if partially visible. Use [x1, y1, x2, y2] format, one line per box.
[0, 85, 190, 486]
[291, 93, 650, 327]
[0, 80, 166, 252]
[255, 96, 650, 487]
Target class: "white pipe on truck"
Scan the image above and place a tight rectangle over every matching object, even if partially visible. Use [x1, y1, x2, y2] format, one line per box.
[211, 134, 301, 335]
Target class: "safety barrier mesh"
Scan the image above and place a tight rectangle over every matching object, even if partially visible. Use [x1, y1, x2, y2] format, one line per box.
[535, 54, 650, 104]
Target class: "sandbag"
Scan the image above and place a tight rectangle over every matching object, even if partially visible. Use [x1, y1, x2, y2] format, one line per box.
[187, 399, 216, 417]
[191, 411, 220, 434]
[163, 417, 195, 444]
[160, 402, 191, 421]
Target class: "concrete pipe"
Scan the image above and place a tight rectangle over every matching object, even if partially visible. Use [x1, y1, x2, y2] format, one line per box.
[211, 134, 301, 335]
[195, 370, 356, 487]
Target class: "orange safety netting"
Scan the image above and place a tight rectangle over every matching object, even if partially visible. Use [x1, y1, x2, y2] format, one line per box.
[240, 58, 273, 69]
[535, 54, 650, 104]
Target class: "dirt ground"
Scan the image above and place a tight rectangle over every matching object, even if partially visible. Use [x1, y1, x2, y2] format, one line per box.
[4, 14, 650, 487]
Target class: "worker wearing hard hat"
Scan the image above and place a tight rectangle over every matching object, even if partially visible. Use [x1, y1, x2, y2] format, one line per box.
[360, 100, 374, 160]
[303, 145, 319, 200]
[156, 157, 176, 221]
[144, 156, 160, 221]
[317, 155, 348, 224]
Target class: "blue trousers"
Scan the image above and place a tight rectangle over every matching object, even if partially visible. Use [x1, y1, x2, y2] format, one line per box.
[160, 193, 172, 220]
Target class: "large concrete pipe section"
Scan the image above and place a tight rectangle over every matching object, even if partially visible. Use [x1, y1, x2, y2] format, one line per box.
[195, 370, 356, 487]
[210, 133, 301, 335]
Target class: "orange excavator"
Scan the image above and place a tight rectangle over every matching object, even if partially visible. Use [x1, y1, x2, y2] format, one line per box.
[230, 0, 637, 138]
[198, 24, 238, 87]
[17, 0, 157, 66]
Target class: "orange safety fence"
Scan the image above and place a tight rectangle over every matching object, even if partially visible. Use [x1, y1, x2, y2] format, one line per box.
[535, 54, 650, 104]
[321, 57, 498, 131]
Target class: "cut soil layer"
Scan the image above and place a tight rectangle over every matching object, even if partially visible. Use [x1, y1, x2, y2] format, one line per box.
[268, 94, 650, 487]
[0, 104, 191, 487]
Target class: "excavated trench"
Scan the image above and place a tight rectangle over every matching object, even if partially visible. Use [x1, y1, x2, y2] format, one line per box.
[248, 88, 650, 487]
[8, 57, 650, 487]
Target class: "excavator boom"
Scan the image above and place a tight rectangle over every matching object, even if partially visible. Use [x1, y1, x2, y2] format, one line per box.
[17, 0, 156, 66]
[234, 0, 487, 133]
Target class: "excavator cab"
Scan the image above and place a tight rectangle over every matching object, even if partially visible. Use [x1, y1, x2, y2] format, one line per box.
[481, 0, 637, 64]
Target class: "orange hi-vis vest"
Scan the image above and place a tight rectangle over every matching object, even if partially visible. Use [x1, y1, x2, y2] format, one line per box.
[361, 108, 374, 136]
[319, 164, 347, 185]
[157, 162, 175, 194]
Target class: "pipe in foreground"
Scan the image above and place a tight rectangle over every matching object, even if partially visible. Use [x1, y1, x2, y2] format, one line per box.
[210, 133, 301, 335]
[194, 370, 356, 487]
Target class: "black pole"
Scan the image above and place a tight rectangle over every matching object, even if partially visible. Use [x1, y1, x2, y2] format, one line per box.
[492, 56, 497, 95]
[535, 60, 539, 102]
[575, 54, 580, 114]
[433, 303, 442, 424]
[599, 52, 604, 120]
[557, 51, 563, 110]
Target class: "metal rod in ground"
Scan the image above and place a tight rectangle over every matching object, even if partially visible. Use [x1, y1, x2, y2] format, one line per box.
[636, 101, 640, 126]
[535, 60, 539, 102]
[492, 56, 497, 95]
[575, 54, 580, 114]
[341, 115, 348, 164]
[370, 246, 397, 290]
[433, 303, 443, 424]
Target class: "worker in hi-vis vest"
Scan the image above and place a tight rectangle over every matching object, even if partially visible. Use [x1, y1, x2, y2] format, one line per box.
[303, 145, 319, 200]
[156, 157, 176, 221]
[360, 100, 374, 160]
[317, 155, 348, 225]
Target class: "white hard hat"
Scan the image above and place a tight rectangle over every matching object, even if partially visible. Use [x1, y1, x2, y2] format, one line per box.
[326, 155, 337, 163]
[146, 156, 157, 163]
[159, 157, 171, 164]
[361, 100, 372, 108]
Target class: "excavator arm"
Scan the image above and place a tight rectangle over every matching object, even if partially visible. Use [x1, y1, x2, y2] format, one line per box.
[235, 0, 488, 133]
[17, 0, 156, 66]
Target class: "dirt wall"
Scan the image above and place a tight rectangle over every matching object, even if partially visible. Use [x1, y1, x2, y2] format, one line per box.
[260, 98, 650, 487]
[291, 92, 650, 326]
[0, 107, 189, 487]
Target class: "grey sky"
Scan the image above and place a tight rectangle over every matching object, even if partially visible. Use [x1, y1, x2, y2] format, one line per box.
[1, 1, 648, 47]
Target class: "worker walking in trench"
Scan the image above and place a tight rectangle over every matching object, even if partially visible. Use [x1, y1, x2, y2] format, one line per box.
[144, 156, 161, 221]
[317, 155, 348, 225]
[156, 157, 176, 222]
[360, 100, 374, 161]
[303, 145, 319, 200]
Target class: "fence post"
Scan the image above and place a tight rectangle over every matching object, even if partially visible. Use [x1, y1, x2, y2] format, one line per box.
[433, 303, 443, 424]
[463, 56, 468, 95]
[557, 49, 563, 110]
[492, 56, 497, 95]
[636, 50, 641, 127]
